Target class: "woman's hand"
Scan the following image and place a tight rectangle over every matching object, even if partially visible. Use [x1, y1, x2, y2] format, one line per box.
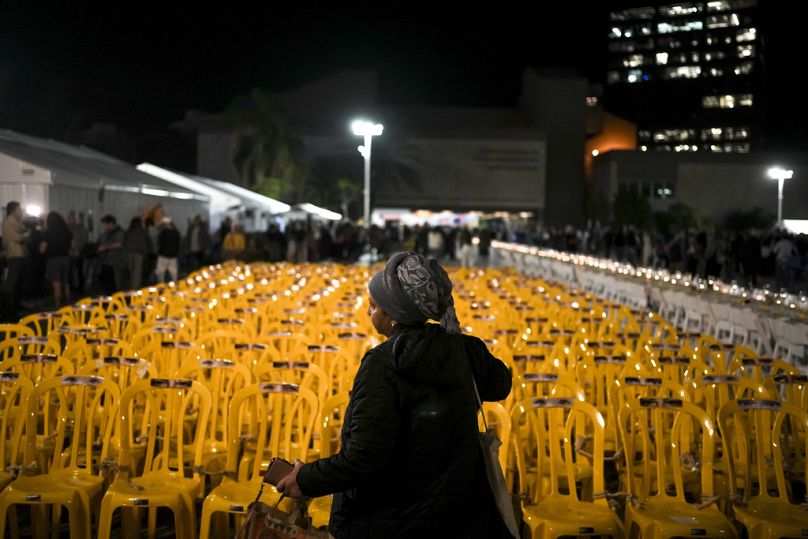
[276, 459, 305, 498]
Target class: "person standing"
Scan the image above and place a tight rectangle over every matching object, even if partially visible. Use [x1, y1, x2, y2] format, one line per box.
[39, 211, 73, 307]
[66, 211, 89, 295]
[155, 217, 181, 282]
[96, 215, 126, 295]
[123, 217, 151, 290]
[184, 215, 209, 271]
[1, 202, 29, 309]
[223, 224, 246, 261]
[456, 227, 475, 268]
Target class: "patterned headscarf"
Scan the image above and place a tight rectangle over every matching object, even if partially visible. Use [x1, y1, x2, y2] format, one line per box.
[368, 252, 462, 334]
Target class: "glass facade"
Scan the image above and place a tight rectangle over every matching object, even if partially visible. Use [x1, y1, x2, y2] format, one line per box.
[606, 0, 760, 153]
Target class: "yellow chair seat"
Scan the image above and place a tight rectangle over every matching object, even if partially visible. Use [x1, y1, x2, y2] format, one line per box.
[628, 497, 737, 538]
[4, 470, 104, 499]
[308, 495, 333, 529]
[733, 499, 808, 538]
[111, 473, 203, 502]
[0, 472, 14, 492]
[522, 497, 622, 538]
[204, 478, 293, 514]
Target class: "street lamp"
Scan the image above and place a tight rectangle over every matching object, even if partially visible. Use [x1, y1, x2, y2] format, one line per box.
[351, 119, 383, 229]
[767, 166, 793, 226]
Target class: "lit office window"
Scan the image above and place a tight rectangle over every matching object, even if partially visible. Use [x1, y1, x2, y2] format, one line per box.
[656, 52, 670, 64]
[734, 62, 753, 75]
[624, 54, 647, 67]
[707, 67, 724, 76]
[659, 3, 702, 16]
[734, 143, 751, 153]
[638, 130, 652, 140]
[708, 144, 723, 152]
[736, 27, 756, 42]
[586, 96, 599, 106]
[707, 0, 757, 11]
[707, 13, 741, 28]
[610, 7, 656, 21]
[720, 95, 736, 108]
[739, 94, 753, 106]
[627, 69, 644, 83]
[607, 71, 621, 83]
[654, 182, 675, 198]
[703, 51, 726, 61]
[665, 65, 702, 79]
[658, 20, 703, 33]
[737, 44, 755, 58]
[702, 127, 723, 141]
[610, 27, 623, 39]
[702, 96, 720, 108]
[654, 129, 696, 142]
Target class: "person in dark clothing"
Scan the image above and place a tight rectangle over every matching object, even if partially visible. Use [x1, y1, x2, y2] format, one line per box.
[24, 218, 47, 305]
[183, 214, 210, 271]
[123, 217, 151, 290]
[97, 215, 126, 295]
[278, 252, 513, 539]
[39, 211, 73, 306]
[155, 217, 181, 282]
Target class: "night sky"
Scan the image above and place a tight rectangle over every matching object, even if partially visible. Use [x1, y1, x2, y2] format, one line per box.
[1, 1, 807, 151]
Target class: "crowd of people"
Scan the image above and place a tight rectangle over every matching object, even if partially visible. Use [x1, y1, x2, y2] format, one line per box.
[3, 200, 806, 320]
[517, 223, 808, 294]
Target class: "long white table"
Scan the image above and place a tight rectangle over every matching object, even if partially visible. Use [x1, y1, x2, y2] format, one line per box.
[491, 242, 808, 371]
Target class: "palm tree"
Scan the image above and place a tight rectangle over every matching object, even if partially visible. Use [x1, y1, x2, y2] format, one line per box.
[225, 89, 309, 202]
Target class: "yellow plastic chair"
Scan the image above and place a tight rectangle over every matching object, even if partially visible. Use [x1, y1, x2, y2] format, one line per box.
[717, 399, 808, 538]
[198, 382, 318, 539]
[138, 340, 201, 377]
[18, 312, 65, 338]
[619, 397, 738, 539]
[0, 325, 34, 343]
[2, 353, 74, 385]
[307, 392, 350, 530]
[0, 375, 120, 538]
[63, 338, 133, 372]
[0, 372, 34, 491]
[177, 359, 253, 479]
[514, 397, 624, 539]
[254, 360, 329, 414]
[97, 378, 212, 539]
[0, 336, 61, 366]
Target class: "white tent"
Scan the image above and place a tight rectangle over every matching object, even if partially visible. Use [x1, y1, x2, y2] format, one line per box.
[136, 163, 241, 231]
[192, 176, 291, 232]
[280, 203, 342, 222]
[0, 130, 208, 235]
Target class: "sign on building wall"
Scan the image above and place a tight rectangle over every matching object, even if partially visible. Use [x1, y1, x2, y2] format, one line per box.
[373, 137, 546, 211]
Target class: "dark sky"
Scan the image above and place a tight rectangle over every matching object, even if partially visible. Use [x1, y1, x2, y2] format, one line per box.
[0, 2, 608, 137]
[1, 1, 806, 150]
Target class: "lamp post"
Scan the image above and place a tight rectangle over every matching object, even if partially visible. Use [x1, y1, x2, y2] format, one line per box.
[767, 167, 793, 226]
[351, 120, 383, 229]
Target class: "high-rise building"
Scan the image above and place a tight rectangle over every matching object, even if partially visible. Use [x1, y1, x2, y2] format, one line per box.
[604, 0, 761, 154]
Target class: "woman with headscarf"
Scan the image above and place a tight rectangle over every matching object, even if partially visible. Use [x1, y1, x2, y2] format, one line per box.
[277, 252, 513, 538]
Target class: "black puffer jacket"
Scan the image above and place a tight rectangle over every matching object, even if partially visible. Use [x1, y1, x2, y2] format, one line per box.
[297, 324, 512, 538]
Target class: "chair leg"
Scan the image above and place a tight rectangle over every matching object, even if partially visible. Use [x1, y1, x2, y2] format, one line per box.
[121, 507, 141, 539]
[96, 497, 115, 539]
[7, 505, 18, 539]
[148, 507, 157, 537]
[198, 500, 214, 539]
[32, 505, 48, 539]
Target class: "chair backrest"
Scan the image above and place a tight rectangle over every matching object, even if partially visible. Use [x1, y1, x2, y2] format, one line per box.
[718, 399, 808, 503]
[254, 361, 329, 407]
[78, 355, 157, 389]
[177, 359, 253, 446]
[118, 378, 212, 479]
[0, 324, 34, 343]
[511, 397, 605, 504]
[138, 340, 201, 376]
[619, 397, 716, 502]
[62, 338, 133, 372]
[25, 375, 120, 475]
[3, 352, 74, 384]
[479, 401, 512, 474]
[319, 392, 350, 458]
[0, 336, 61, 366]
[225, 382, 318, 482]
[18, 312, 65, 337]
[0, 372, 33, 472]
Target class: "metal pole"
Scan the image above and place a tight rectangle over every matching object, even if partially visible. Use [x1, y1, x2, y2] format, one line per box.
[363, 134, 372, 229]
[777, 176, 784, 225]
